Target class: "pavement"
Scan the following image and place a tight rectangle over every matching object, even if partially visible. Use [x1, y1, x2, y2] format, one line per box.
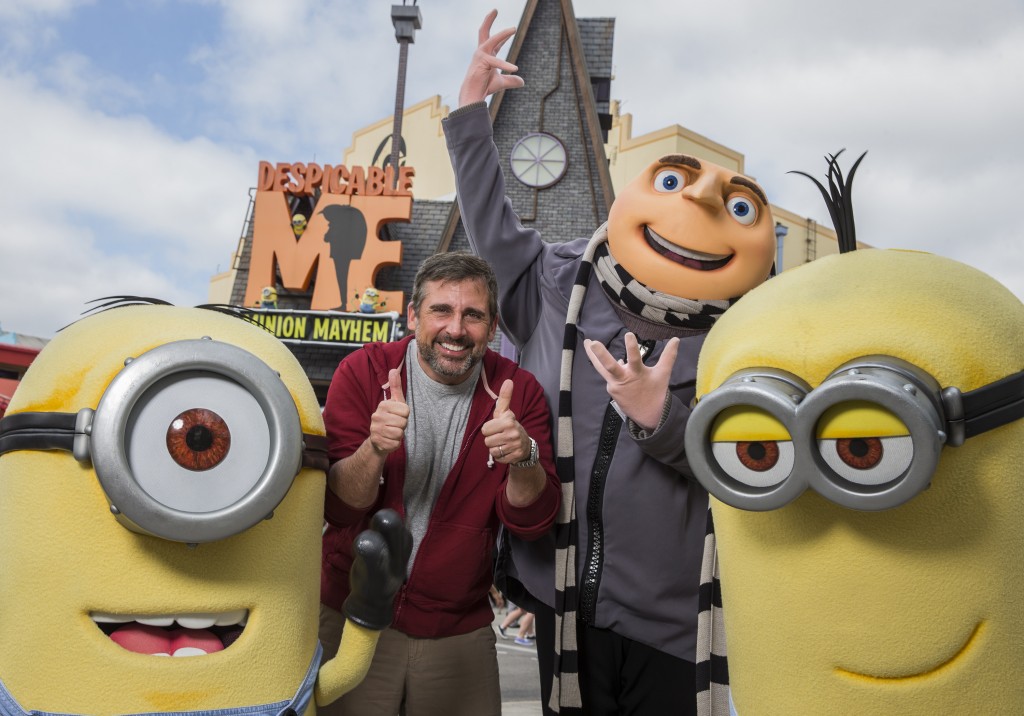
[494, 605, 544, 714]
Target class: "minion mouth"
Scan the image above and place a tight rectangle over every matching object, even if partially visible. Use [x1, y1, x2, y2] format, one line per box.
[91, 610, 248, 657]
[644, 226, 732, 270]
[835, 621, 984, 682]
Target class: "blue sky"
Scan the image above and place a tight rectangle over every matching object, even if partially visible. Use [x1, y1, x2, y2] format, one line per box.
[2, 0, 1023, 337]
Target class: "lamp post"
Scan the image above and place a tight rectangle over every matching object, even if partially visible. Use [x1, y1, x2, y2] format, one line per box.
[774, 222, 788, 273]
[389, 2, 422, 188]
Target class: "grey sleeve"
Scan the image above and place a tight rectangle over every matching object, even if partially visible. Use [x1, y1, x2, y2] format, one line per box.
[443, 103, 546, 346]
[627, 392, 697, 479]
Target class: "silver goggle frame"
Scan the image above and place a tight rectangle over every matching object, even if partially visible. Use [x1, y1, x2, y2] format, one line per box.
[84, 338, 305, 542]
[685, 356, 954, 512]
[0, 338, 314, 543]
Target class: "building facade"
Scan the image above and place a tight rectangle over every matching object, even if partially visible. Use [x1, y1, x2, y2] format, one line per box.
[212, 0, 849, 401]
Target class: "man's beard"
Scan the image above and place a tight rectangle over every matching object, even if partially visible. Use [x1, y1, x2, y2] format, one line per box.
[417, 333, 486, 379]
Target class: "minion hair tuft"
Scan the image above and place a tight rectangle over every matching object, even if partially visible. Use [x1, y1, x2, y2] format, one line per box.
[789, 149, 867, 254]
[62, 297, 258, 331]
[194, 303, 259, 321]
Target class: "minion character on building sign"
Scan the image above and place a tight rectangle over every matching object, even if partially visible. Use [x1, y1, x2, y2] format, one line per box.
[0, 298, 410, 715]
[684, 153, 1024, 714]
[355, 287, 386, 314]
[259, 286, 278, 309]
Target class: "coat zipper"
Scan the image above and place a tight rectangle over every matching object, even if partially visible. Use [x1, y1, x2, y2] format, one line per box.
[578, 402, 622, 625]
[578, 339, 655, 626]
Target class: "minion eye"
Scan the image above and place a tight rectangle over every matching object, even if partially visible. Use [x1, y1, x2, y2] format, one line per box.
[726, 196, 757, 225]
[82, 339, 305, 543]
[816, 402, 914, 486]
[818, 436, 914, 486]
[709, 407, 795, 488]
[711, 440, 795, 487]
[654, 169, 686, 193]
[166, 408, 231, 471]
[128, 372, 272, 514]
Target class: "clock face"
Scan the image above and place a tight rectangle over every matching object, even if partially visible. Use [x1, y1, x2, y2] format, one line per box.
[509, 133, 568, 188]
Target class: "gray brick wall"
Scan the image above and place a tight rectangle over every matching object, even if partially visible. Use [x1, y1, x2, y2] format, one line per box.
[487, 0, 613, 244]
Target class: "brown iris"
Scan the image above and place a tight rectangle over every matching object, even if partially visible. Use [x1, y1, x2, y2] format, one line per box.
[836, 437, 883, 470]
[166, 408, 231, 471]
[736, 441, 780, 471]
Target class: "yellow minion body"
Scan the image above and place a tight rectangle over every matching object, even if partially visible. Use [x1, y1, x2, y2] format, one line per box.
[0, 305, 376, 715]
[692, 249, 1024, 714]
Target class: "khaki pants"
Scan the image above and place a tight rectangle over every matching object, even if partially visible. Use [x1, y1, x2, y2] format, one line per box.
[318, 603, 501, 716]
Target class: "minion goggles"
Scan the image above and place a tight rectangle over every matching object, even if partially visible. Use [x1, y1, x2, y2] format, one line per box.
[684, 355, 1024, 511]
[0, 338, 327, 543]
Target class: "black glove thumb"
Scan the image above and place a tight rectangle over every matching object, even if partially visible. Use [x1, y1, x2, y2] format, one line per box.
[342, 508, 411, 630]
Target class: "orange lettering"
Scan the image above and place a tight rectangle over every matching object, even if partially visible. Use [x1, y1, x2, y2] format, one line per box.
[291, 163, 307, 195]
[273, 163, 291, 192]
[348, 166, 366, 196]
[325, 165, 340, 193]
[397, 166, 415, 196]
[258, 161, 275, 191]
[304, 163, 323, 193]
[366, 167, 385, 196]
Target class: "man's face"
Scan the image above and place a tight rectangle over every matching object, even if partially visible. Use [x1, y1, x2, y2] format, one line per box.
[407, 278, 497, 385]
[606, 154, 776, 300]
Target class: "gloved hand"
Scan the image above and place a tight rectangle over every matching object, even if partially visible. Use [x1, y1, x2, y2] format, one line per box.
[342, 509, 411, 630]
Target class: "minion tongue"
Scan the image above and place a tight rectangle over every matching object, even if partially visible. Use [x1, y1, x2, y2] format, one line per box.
[110, 623, 226, 656]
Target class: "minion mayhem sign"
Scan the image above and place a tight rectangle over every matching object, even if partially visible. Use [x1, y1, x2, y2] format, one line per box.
[243, 160, 415, 346]
[246, 308, 401, 347]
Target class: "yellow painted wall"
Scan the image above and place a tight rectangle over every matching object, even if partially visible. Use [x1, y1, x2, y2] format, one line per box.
[605, 103, 745, 183]
[343, 95, 456, 200]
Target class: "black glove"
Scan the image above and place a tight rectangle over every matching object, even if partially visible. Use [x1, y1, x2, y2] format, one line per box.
[342, 508, 411, 630]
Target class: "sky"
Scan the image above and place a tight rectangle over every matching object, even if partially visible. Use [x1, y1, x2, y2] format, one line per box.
[2, 0, 1022, 338]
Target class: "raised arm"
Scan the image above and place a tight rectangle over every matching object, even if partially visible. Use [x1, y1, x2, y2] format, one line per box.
[443, 11, 548, 346]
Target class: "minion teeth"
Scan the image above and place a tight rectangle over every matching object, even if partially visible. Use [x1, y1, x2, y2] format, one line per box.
[643, 225, 732, 270]
[91, 610, 249, 628]
[92, 611, 249, 656]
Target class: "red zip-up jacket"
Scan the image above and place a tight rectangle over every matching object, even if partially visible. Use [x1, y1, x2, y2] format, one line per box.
[320, 336, 560, 638]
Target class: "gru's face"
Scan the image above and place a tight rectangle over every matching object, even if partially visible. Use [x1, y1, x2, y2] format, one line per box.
[606, 154, 776, 300]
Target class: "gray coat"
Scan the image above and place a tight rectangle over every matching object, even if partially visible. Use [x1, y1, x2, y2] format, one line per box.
[444, 104, 709, 662]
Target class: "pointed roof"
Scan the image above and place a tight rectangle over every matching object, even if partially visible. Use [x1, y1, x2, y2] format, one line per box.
[437, 0, 615, 252]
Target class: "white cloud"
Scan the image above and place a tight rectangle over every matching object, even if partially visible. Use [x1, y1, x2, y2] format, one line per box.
[0, 71, 254, 335]
[1, 0, 1021, 338]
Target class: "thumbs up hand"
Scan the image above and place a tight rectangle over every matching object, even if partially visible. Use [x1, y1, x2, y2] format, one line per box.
[482, 379, 530, 465]
[369, 369, 410, 455]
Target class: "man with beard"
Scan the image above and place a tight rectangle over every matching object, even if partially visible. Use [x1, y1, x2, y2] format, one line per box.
[318, 252, 561, 716]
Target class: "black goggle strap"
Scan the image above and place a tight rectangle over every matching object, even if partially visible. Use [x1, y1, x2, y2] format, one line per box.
[0, 410, 331, 474]
[300, 433, 330, 472]
[958, 368, 1024, 441]
[0, 411, 78, 455]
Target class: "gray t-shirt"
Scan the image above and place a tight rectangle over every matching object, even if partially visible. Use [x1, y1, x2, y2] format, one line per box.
[402, 340, 481, 575]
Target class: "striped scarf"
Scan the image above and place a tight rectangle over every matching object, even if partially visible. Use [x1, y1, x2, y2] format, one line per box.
[550, 224, 730, 715]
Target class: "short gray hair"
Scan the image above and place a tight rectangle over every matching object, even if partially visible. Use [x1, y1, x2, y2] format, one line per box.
[410, 252, 499, 318]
